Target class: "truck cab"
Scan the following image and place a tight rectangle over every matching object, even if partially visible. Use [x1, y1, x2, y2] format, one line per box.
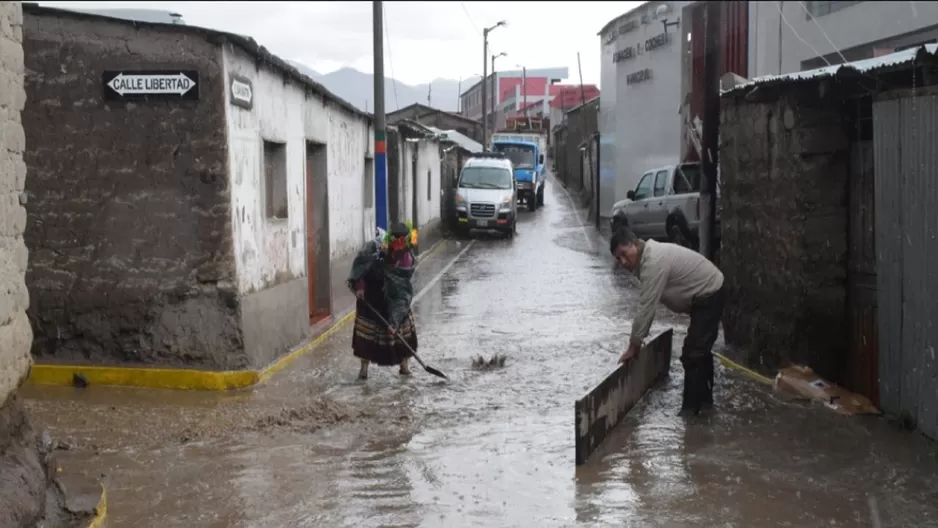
[609, 162, 721, 250]
[491, 139, 545, 212]
[454, 153, 518, 238]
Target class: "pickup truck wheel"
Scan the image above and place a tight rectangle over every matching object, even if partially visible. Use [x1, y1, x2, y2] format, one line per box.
[527, 194, 537, 212]
[668, 225, 691, 248]
[537, 187, 545, 207]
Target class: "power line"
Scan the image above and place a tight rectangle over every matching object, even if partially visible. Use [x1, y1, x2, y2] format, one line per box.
[773, 0, 832, 67]
[382, 3, 400, 112]
[459, 2, 481, 37]
[795, 0, 849, 65]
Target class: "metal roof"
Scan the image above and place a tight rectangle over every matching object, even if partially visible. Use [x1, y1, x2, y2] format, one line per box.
[723, 44, 938, 96]
[425, 127, 483, 154]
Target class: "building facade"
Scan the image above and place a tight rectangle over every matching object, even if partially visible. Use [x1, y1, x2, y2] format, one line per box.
[20, 5, 442, 372]
[598, 1, 693, 218]
[387, 103, 482, 143]
[749, 1, 938, 77]
[459, 67, 568, 130]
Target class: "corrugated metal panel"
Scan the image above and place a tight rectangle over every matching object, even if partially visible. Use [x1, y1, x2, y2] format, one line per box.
[720, 1, 749, 77]
[873, 92, 938, 439]
[726, 44, 938, 95]
[846, 136, 879, 405]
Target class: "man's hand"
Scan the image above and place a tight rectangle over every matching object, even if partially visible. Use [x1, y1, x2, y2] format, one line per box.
[619, 343, 641, 364]
[388, 326, 396, 337]
[355, 289, 364, 300]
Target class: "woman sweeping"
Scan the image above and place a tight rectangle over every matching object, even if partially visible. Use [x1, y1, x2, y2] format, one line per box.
[347, 221, 420, 380]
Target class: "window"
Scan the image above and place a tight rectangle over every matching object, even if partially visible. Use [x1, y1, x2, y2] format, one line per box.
[492, 144, 536, 169]
[458, 167, 513, 190]
[364, 157, 375, 208]
[805, 0, 862, 18]
[634, 172, 654, 200]
[427, 169, 432, 201]
[653, 170, 668, 197]
[673, 163, 702, 194]
[263, 140, 288, 219]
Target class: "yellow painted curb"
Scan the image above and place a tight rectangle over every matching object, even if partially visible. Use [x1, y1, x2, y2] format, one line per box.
[714, 352, 774, 385]
[27, 239, 448, 392]
[85, 483, 107, 528]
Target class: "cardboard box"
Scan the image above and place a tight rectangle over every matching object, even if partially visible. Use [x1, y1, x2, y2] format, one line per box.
[774, 365, 880, 416]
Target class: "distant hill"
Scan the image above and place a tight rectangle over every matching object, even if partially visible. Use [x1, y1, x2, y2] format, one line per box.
[289, 61, 478, 114]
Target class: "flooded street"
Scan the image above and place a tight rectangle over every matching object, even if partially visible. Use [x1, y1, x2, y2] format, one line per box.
[21, 177, 938, 527]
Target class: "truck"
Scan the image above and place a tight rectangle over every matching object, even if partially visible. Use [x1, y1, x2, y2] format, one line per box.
[491, 133, 547, 212]
[608, 161, 721, 252]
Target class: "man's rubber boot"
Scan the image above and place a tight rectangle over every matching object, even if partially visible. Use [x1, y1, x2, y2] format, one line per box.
[678, 362, 702, 417]
[700, 360, 714, 411]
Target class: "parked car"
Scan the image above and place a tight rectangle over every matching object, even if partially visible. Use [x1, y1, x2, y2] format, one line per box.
[454, 153, 518, 238]
[609, 162, 721, 250]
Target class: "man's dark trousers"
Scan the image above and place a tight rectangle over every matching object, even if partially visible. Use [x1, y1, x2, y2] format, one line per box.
[680, 285, 726, 413]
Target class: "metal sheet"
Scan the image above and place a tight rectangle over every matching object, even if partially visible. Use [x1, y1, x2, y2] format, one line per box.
[873, 92, 938, 440]
[574, 329, 673, 466]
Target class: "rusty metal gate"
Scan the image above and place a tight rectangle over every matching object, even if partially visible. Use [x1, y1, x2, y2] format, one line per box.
[873, 89, 938, 439]
[846, 97, 879, 405]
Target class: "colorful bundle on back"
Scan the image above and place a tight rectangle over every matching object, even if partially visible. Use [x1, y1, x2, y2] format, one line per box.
[380, 220, 418, 252]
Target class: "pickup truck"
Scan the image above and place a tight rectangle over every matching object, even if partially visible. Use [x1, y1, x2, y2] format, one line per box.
[609, 162, 721, 250]
[491, 139, 546, 212]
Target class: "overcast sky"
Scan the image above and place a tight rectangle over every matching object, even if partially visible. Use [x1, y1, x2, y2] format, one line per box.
[39, 1, 641, 87]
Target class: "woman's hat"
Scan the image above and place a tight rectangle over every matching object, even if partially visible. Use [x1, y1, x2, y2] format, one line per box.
[390, 222, 410, 239]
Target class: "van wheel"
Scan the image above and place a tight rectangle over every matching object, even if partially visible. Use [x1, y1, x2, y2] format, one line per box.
[527, 195, 537, 212]
[537, 187, 545, 207]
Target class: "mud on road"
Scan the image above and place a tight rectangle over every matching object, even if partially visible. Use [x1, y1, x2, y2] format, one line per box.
[22, 177, 938, 527]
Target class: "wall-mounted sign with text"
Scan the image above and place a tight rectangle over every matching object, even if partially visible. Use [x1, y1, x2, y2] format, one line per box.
[102, 70, 199, 101]
[229, 74, 254, 110]
[626, 68, 652, 85]
[612, 32, 673, 63]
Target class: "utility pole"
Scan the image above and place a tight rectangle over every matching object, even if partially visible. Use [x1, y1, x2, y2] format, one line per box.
[481, 20, 506, 150]
[699, 0, 721, 260]
[427, 82, 431, 106]
[373, 0, 388, 231]
[491, 52, 506, 133]
[521, 65, 529, 129]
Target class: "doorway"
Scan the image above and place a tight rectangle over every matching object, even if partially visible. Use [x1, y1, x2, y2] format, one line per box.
[306, 141, 331, 325]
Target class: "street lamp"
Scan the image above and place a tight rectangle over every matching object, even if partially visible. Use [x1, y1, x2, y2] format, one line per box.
[482, 20, 507, 150]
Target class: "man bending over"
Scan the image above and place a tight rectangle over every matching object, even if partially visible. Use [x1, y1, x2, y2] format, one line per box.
[610, 227, 725, 416]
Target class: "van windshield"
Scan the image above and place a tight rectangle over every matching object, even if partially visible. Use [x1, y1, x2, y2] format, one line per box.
[459, 167, 513, 190]
[492, 144, 535, 169]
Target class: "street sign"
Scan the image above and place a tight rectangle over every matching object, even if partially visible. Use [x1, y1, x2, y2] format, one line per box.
[102, 70, 199, 101]
[229, 74, 253, 110]
[574, 329, 673, 466]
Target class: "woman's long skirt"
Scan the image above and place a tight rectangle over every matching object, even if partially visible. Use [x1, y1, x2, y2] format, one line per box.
[352, 289, 418, 366]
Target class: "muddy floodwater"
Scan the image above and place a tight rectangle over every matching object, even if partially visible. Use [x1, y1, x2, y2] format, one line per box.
[22, 178, 938, 527]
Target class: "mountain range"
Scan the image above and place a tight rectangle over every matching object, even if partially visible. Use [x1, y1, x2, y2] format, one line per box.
[289, 61, 478, 114]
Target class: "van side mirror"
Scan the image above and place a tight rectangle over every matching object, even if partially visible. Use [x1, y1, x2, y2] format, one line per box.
[627, 190, 636, 200]
[538, 154, 545, 164]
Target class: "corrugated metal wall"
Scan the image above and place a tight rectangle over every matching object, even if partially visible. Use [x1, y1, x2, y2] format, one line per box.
[846, 96, 878, 404]
[720, 1, 749, 77]
[686, 1, 749, 162]
[873, 91, 938, 440]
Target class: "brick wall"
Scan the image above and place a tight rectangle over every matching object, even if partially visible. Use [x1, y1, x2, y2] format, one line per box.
[720, 84, 849, 381]
[22, 8, 242, 369]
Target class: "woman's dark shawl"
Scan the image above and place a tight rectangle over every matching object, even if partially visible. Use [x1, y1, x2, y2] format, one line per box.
[347, 240, 415, 328]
